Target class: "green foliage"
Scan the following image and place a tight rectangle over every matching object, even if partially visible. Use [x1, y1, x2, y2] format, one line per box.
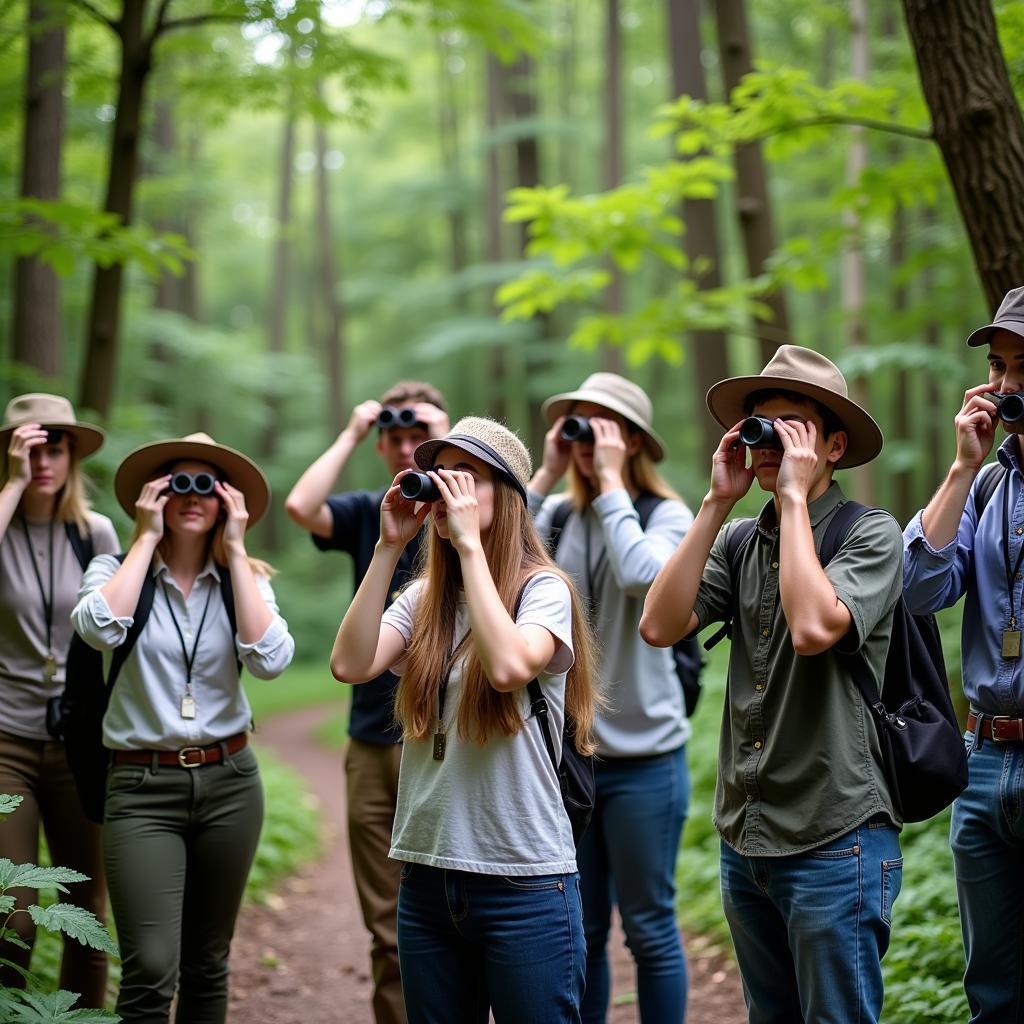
[0, 987, 118, 1023]
[25, 907, 118, 960]
[0, 796, 23, 823]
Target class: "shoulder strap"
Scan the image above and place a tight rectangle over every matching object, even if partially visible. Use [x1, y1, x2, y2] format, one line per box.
[703, 519, 758, 651]
[218, 567, 244, 675]
[107, 556, 157, 692]
[973, 462, 1007, 521]
[64, 521, 95, 572]
[547, 499, 574, 556]
[633, 492, 664, 531]
[515, 576, 561, 771]
[818, 500, 872, 566]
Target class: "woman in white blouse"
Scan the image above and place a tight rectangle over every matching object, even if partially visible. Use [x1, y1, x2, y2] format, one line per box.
[331, 417, 600, 1024]
[72, 433, 294, 1024]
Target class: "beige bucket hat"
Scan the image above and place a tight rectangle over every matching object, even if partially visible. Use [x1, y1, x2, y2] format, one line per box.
[705, 344, 883, 469]
[0, 393, 105, 458]
[542, 372, 666, 462]
[114, 433, 270, 524]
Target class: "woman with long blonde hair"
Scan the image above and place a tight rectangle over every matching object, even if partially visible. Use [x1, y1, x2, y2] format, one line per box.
[72, 432, 294, 1023]
[332, 417, 599, 1024]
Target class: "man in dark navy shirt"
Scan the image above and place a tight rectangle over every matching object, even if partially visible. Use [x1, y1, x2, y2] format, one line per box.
[286, 381, 448, 1024]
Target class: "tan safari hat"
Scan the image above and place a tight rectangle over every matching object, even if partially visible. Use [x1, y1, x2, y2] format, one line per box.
[115, 433, 270, 525]
[0, 393, 105, 458]
[705, 344, 883, 469]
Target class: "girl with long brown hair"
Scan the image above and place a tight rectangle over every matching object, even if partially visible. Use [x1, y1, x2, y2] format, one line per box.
[331, 417, 599, 1024]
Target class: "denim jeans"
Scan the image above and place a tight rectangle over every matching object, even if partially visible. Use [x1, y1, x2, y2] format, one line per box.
[577, 746, 689, 1024]
[397, 862, 585, 1024]
[719, 816, 902, 1024]
[950, 729, 1024, 1023]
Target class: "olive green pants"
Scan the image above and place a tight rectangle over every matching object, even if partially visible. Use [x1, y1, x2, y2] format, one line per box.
[103, 743, 264, 1024]
[0, 729, 108, 1006]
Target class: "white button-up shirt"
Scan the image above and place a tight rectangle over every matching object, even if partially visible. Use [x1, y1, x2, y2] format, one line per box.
[72, 553, 295, 750]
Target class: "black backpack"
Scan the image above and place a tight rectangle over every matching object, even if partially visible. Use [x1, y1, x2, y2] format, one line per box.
[56, 554, 237, 825]
[707, 501, 967, 824]
[547, 493, 705, 717]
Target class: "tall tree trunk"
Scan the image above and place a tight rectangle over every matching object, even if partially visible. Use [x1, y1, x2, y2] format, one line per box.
[890, 202, 912, 524]
[713, 0, 790, 362]
[314, 100, 346, 438]
[13, 0, 66, 378]
[485, 53, 507, 422]
[79, 1, 151, 418]
[902, 0, 1024, 312]
[557, 0, 577, 186]
[437, 36, 469, 290]
[667, 0, 730, 463]
[603, 0, 625, 373]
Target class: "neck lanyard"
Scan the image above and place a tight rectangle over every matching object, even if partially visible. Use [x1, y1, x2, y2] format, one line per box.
[433, 633, 470, 761]
[161, 580, 214, 718]
[20, 516, 57, 682]
[1000, 480, 1024, 657]
[581, 509, 606, 623]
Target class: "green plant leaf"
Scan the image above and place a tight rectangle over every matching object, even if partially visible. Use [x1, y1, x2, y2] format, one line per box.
[0, 987, 120, 1021]
[0, 795, 23, 820]
[0, 861, 89, 894]
[27, 904, 119, 957]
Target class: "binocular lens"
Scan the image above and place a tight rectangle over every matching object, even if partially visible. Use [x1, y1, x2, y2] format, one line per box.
[560, 415, 595, 444]
[170, 472, 217, 496]
[400, 472, 441, 503]
[739, 416, 781, 449]
[44, 429, 65, 445]
[377, 406, 419, 428]
[997, 393, 1024, 424]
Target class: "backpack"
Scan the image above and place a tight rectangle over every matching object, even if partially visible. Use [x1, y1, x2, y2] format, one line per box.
[973, 461, 1007, 520]
[516, 581, 595, 846]
[707, 501, 967, 824]
[547, 494, 705, 717]
[56, 555, 238, 825]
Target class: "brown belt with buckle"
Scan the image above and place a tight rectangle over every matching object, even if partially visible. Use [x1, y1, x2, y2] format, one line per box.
[967, 712, 1024, 743]
[111, 732, 248, 769]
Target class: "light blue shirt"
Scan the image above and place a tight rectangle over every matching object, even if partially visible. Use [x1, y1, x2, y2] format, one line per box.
[903, 436, 1024, 717]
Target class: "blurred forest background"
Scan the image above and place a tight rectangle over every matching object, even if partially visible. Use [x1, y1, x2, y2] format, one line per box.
[2, 0, 1023, 664]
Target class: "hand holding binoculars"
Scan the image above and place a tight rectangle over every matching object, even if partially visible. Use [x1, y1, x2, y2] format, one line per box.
[981, 392, 1024, 424]
[400, 472, 441, 503]
[377, 406, 421, 429]
[559, 415, 595, 444]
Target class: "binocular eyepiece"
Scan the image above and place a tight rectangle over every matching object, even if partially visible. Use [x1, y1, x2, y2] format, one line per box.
[560, 415, 595, 444]
[400, 472, 441, 503]
[739, 416, 783, 450]
[377, 406, 420, 429]
[982, 392, 1024, 424]
[169, 471, 218, 497]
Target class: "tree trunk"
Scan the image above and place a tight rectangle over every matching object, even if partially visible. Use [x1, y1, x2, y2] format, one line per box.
[667, 0, 730, 463]
[485, 53, 507, 422]
[557, 0, 577, 186]
[713, 0, 790, 362]
[603, 0, 625, 373]
[902, 0, 1024, 313]
[890, 202, 912, 524]
[13, 0, 66, 379]
[437, 36, 469, 289]
[79, 0, 152, 418]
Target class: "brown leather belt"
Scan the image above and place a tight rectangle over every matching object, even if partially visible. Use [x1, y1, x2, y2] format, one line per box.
[967, 712, 1024, 743]
[111, 732, 248, 769]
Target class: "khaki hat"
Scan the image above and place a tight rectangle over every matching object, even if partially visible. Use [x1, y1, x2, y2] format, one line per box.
[966, 286, 1024, 347]
[0, 393, 105, 459]
[414, 417, 532, 504]
[114, 433, 270, 525]
[542, 372, 666, 462]
[705, 344, 883, 469]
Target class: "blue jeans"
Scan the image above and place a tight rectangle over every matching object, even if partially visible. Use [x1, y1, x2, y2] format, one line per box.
[577, 746, 689, 1024]
[396, 863, 585, 1024]
[719, 817, 902, 1024]
[950, 729, 1024, 1023]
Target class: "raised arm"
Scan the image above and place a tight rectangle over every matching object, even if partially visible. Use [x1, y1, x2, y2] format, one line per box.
[0, 425, 47, 540]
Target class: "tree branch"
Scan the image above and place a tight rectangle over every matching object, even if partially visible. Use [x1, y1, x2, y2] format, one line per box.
[755, 115, 933, 143]
[70, 0, 118, 35]
[157, 12, 246, 36]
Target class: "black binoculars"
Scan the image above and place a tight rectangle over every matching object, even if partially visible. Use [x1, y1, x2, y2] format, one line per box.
[44, 429, 65, 445]
[560, 415, 595, 444]
[169, 471, 218, 497]
[983, 392, 1024, 424]
[739, 416, 783, 449]
[377, 406, 420, 429]
[400, 472, 441, 503]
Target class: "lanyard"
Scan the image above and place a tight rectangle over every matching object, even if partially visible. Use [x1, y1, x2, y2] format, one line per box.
[433, 633, 470, 761]
[1001, 481, 1024, 629]
[161, 581, 214, 697]
[581, 509, 606, 624]
[20, 516, 55, 665]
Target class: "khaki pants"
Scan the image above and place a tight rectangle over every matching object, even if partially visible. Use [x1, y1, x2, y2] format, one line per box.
[0, 729, 108, 1007]
[345, 738, 406, 1024]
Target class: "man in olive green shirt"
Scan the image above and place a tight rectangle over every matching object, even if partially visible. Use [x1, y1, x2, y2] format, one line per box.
[641, 346, 904, 1024]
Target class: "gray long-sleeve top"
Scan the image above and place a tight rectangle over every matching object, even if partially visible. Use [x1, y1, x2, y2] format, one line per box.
[531, 487, 693, 757]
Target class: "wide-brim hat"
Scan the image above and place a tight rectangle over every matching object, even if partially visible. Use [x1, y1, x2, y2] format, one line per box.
[114, 433, 270, 525]
[542, 372, 666, 462]
[705, 344, 883, 469]
[0, 393, 105, 459]
[414, 417, 532, 505]
[966, 286, 1024, 347]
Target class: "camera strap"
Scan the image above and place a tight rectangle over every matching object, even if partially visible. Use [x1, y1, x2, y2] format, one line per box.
[20, 515, 57, 682]
[1001, 481, 1024, 658]
[433, 633, 470, 761]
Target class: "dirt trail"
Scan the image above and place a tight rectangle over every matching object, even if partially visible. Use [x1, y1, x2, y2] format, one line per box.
[228, 705, 746, 1023]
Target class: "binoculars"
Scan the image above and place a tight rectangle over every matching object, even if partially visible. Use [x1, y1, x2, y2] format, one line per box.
[400, 472, 441, 503]
[560, 415, 595, 444]
[377, 406, 420, 429]
[739, 416, 783, 449]
[169, 471, 218, 497]
[982, 392, 1024, 424]
[44, 429, 66, 445]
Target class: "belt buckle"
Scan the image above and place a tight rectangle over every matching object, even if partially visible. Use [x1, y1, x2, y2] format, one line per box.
[177, 746, 207, 768]
[988, 716, 1015, 742]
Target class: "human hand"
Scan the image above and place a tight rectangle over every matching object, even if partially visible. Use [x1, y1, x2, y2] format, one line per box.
[708, 422, 755, 505]
[774, 418, 819, 501]
[5, 424, 48, 488]
[344, 400, 384, 444]
[954, 385, 1000, 472]
[413, 403, 451, 440]
[135, 476, 172, 540]
[379, 471, 431, 549]
[215, 481, 249, 552]
[591, 418, 628, 488]
[429, 469, 481, 554]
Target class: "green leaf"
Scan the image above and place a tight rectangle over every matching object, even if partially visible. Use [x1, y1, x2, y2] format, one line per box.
[0, 794, 23, 820]
[27, 904, 119, 957]
[0, 894, 17, 915]
[0, 861, 89, 893]
[1, 987, 120, 1022]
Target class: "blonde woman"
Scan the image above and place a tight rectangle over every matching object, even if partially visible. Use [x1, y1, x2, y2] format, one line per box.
[0, 394, 117, 1005]
[71, 433, 294, 1024]
[331, 417, 599, 1024]
[530, 374, 693, 1024]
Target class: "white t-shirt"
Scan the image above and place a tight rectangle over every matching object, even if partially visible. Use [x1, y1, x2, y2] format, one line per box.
[382, 572, 577, 875]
